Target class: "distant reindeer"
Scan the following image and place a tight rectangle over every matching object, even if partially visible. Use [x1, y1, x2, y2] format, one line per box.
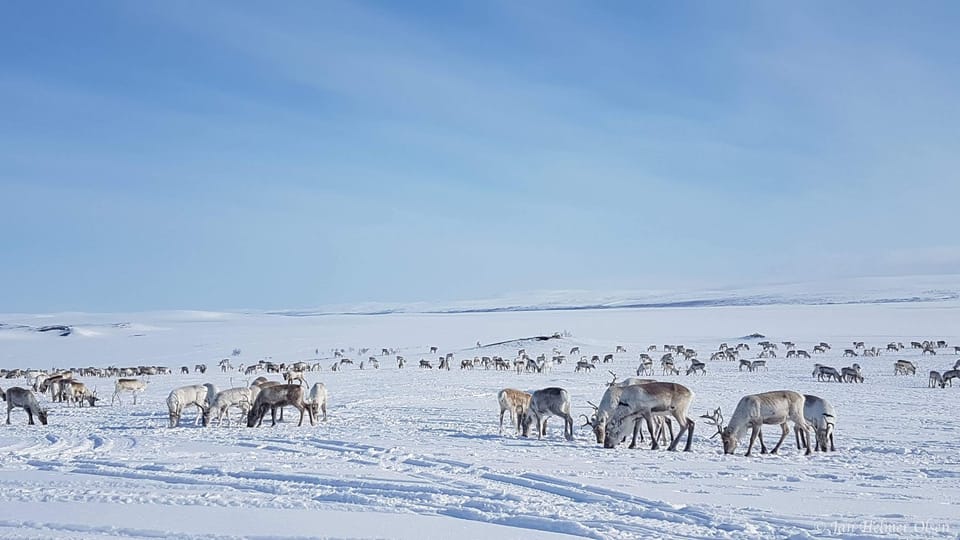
[894, 360, 917, 375]
[112, 378, 147, 405]
[929, 371, 945, 388]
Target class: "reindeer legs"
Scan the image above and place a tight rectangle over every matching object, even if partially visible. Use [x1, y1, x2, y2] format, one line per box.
[769, 423, 789, 454]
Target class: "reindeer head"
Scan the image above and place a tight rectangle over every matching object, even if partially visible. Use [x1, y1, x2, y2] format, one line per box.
[606, 371, 618, 387]
[701, 408, 735, 453]
[37, 409, 48, 425]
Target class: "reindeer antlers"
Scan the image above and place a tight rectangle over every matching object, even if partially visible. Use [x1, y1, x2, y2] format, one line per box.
[586, 400, 599, 411]
[579, 413, 594, 428]
[700, 407, 724, 439]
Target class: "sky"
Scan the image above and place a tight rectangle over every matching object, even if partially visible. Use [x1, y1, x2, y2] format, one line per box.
[1, 1, 959, 312]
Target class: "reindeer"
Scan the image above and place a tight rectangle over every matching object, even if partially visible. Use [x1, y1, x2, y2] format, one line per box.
[686, 360, 706, 375]
[575, 360, 595, 372]
[813, 364, 842, 382]
[306, 382, 328, 422]
[521, 387, 574, 441]
[2, 387, 49, 425]
[636, 358, 654, 376]
[498, 388, 532, 435]
[929, 371, 945, 388]
[748, 360, 767, 372]
[283, 371, 306, 386]
[570, 347, 581, 355]
[418, 359, 433, 369]
[582, 375, 666, 448]
[112, 378, 147, 405]
[841, 364, 863, 383]
[703, 390, 811, 456]
[894, 360, 917, 375]
[194, 364, 207, 374]
[64, 381, 99, 407]
[246, 384, 314, 427]
[602, 382, 695, 451]
[207, 385, 261, 427]
[615, 345, 627, 353]
[942, 369, 960, 387]
[797, 350, 811, 359]
[661, 358, 679, 376]
[602, 354, 614, 363]
[167, 383, 218, 428]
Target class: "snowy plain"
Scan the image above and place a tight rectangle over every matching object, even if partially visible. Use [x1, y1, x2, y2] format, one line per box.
[1, 285, 960, 539]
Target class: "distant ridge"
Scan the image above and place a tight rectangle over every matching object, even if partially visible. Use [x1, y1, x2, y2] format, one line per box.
[269, 274, 960, 317]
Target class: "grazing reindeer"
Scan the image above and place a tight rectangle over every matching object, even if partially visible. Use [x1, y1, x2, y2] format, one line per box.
[583, 376, 665, 448]
[739, 359, 752, 371]
[246, 384, 314, 427]
[207, 385, 261, 427]
[841, 364, 863, 383]
[842, 349, 858, 358]
[813, 365, 842, 382]
[418, 359, 433, 369]
[306, 382, 328, 422]
[570, 347, 581, 355]
[894, 360, 917, 375]
[942, 369, 960, 387]
[603, 382, 695, 451]
[112, 378, 147, 405]
[929, 371, 945, 388]
[748, 360, 767, 372]
[754, 395, 838, 453]
[797, 350, 811, 359]
[497, 388, 532, 435]
[704, 391, 811, 456]
[284, 371, 306, 386]
[64, 381, 99, 407]
[167, 383, 218, 428]
[636, 359, 654, 376]
[3, 387, 49, 425]
[686, 360, 706, 376]
[661, 358, 679, 376]
[521, 387, 574, 441]
[615, 345, 627, 353]
[575, 360, 595, 372]
[602, 354, 614, 363]
[795, 395, 836, 452]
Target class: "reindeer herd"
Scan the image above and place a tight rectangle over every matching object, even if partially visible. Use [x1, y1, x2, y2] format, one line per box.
[0, 335, 955, 461]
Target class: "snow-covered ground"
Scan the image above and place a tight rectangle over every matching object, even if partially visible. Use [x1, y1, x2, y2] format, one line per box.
[1, 299, 959, 539]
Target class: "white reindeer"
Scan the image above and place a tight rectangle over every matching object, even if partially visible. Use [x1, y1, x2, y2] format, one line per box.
[207, 385, 262, 427]
[582, 375, 666, 448]
[2, 387, 49, 425]
[112, 378, 147, 405]
[703, 390, 812, 456]
[305, 382, 328, 422]
[167, 383, 218, 428]
[602, 382, 695, 451]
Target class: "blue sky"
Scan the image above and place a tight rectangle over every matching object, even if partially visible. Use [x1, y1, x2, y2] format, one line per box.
[2, 1, 958, 312]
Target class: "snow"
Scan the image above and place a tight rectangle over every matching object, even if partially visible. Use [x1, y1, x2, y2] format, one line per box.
[1, 296, 959, 539]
